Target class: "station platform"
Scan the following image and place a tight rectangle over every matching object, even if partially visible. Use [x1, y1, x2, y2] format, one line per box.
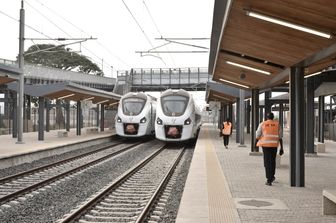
[0, 128, 115, 169]
[176, 123, 336, 223]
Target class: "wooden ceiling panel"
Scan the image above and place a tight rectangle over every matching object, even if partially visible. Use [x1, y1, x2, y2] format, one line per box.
[220, 53, 284, 74]
[0, 77, 16, 85]
[250, 0, 336, 33]
[212, 0, 336, 90]
[215, 66, 271, 89]
[44, 90, 74, 99]
[209, 90, 236, 103]
[221, 0, 334, 66]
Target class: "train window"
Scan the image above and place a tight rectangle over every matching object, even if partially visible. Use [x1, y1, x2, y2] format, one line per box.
[122, 97, 146, 116]
[161, 95, 189, 116]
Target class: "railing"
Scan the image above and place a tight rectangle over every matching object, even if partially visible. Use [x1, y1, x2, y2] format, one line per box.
[326, 123, 336, 141]
[0, 58, 115, 88]
[117, 67, 211, 90]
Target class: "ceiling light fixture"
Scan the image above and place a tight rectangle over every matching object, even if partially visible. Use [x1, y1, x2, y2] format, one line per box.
[246, 10, 332, 39]
[219, 78, 250, 89]
[109, 102, 119, 106]
[305, 71, 322, 78]
[96, 99, 109, 104]
[226, 61, 271, 75]
[285, 71, 322, 84]
[83, 96, 95, 101]
[57, 93, 75, 100]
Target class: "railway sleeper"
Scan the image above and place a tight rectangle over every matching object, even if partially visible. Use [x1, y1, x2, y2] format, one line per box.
[111, 192, 152, 197]
[96, 205, 142, 212]
[90, 209, 141, 217]
[83, 214, 136, 222]
[116, 187, 155, 192]
[99, 202, 143, 208]
[107, 195, 150, 201]
[120, 185, 156, 189]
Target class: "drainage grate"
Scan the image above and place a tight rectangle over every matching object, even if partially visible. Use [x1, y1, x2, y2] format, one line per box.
[234, 198, 289, 210]
[239, 199, 273, 207]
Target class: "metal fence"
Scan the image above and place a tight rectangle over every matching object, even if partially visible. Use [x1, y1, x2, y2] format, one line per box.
[326, 123, 336, 141]
[0, 106, 117, 136]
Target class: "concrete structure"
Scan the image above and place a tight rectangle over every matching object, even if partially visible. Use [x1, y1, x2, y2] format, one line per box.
[0, 128, 115, 169]
[176, 124, 336, 222]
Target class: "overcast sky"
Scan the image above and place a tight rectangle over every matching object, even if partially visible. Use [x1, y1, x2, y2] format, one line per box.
[0, 0, 214, 78]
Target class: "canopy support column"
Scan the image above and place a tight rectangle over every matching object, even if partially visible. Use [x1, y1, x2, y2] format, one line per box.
[289, 66, 305, 187]
[38, 97, 44, 141]
[251, 89, 259, 153]
[305, 79, 315, 154]
[318, 96, 325, 143]
[100, 104, 105, 132]
[76, 101, 81, 136]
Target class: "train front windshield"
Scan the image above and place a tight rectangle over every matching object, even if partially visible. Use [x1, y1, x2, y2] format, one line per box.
[161, 95, 189, 116]
[122, 97, 146, 116]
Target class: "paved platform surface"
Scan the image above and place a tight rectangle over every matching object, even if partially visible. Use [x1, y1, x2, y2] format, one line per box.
[0, 128, 115, 159]
[177, 123, 336, 223]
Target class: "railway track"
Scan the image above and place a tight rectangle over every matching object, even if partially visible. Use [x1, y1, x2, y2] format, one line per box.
[58, 145, 185, 223]
[0, 140, 147, 205]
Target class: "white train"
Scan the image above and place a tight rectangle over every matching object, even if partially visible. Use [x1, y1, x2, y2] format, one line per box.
[115, 92, 156, 137]
[155, 89, 202, 141]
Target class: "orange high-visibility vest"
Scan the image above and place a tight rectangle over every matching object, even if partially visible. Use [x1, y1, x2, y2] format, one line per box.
[222, 122, 232, 135]
[256, 120, 279, 147]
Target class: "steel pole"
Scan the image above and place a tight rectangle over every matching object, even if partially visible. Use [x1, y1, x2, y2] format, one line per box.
[17, 0, 25, 143]
[239, 89, 245, 146]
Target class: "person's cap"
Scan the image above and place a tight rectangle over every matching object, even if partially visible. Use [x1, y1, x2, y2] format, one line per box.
[266, 112, 274, 120]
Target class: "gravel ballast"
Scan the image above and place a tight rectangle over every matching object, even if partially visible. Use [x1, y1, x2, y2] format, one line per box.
[0, 139, 163, 223]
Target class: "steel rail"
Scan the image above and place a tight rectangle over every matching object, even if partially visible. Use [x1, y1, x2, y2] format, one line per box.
[0, 141, 123, 184]
[59, 144, 167, 223]
[0, 141, 144, 205]
[135, 146, 186, 222]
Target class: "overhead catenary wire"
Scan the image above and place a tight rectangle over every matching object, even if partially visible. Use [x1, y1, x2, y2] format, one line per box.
[32, 0, 92, 37]
[121, 0, 154, 48]
[25, 0, 113, 74]
[26, 0, 102, 66]
[0, 9, 61, 45]
[142, 0, 175, 66]
[31, 0, 131, 69]
[121, 0, 166, 66]
[25, 1, 72, 38]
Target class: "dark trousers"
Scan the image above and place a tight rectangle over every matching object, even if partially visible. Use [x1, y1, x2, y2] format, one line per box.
[223, 135, 230, 146]
[262, 147, 277, 182]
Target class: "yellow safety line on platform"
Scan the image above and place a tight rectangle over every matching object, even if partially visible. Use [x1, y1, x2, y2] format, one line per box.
[205, 127, 241, 223]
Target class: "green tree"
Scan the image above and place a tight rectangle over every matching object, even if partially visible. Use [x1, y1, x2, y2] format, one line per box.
[24, 44, 103, 76]
[24, 44, 104, 130]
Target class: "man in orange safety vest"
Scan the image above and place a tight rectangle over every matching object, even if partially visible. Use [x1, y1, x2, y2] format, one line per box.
[256, 112, 283, 186]
[222, 118, 232, 149]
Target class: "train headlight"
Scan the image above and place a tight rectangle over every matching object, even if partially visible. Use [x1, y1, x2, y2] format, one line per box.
[140, 117, 147, 123]
[157, 117, 163, 125]
[184, 117, 192, 125]
[117, 116, 122, 123]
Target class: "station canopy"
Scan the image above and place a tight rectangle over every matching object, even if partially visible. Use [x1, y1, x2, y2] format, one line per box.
[0, 64, 21, 85]
[7, 82, 121, 105]
[209, 0, 336, 99]
[206, 81, 251, 104]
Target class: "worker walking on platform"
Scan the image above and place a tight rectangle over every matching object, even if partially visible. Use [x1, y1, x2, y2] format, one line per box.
[256, 112, 283, 186]
[221, 118, 232, 149]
